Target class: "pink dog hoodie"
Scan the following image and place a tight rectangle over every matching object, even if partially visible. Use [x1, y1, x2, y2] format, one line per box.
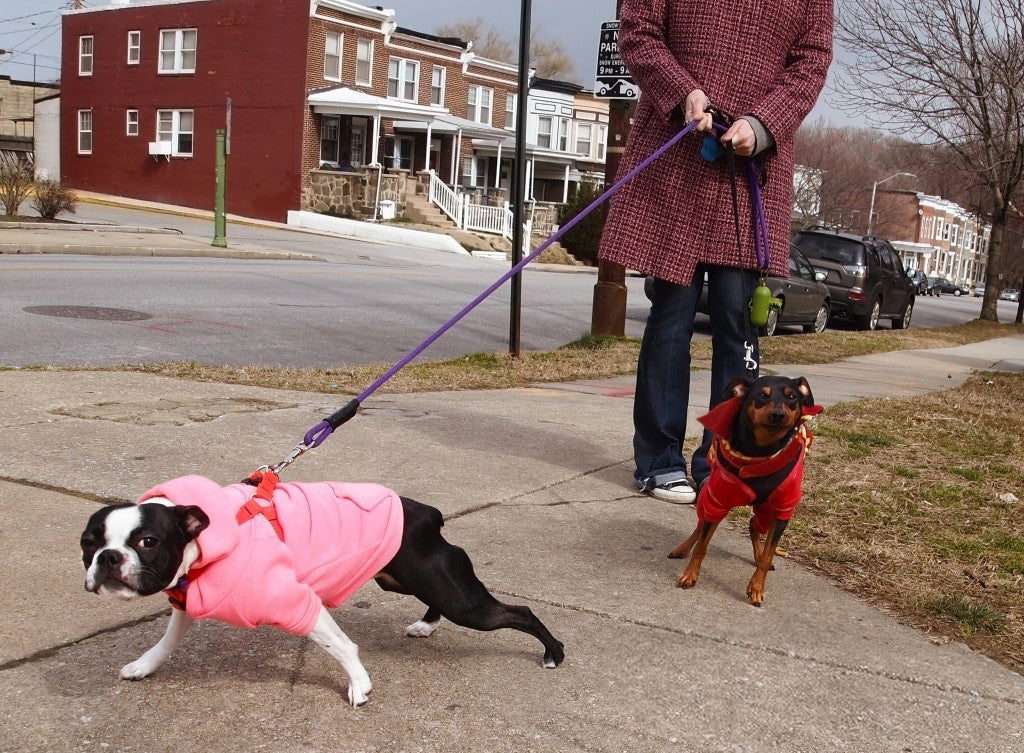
[139, 475, 404, 636]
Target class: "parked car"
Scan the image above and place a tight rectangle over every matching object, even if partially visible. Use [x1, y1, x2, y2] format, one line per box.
[908, 269, 928, 295]
[925, 276, 944, 296]
[644, 245, 831, 337]
[973, 283, 986, 297]
[932, 278, 969, 296]
[791, 228, 916, 330]
[1000, 288, 1020, 302]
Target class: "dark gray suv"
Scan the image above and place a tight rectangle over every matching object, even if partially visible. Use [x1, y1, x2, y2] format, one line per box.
[792, 228, 916, 330]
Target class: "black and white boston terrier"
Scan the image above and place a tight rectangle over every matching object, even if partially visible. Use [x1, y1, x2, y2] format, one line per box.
[81, 475, 564, 707]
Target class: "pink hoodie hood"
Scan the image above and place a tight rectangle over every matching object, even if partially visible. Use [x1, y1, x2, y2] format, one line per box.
[139, 475, 404, 635]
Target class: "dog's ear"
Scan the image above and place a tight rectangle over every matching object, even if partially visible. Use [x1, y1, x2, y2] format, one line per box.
[175, 505, 210, 540]
[725, 377, 750, 400]
[794, 377, 814, 407]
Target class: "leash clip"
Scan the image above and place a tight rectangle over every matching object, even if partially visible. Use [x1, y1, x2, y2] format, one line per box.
[743, 340, 758, 374]
[270, 442, 311, 475]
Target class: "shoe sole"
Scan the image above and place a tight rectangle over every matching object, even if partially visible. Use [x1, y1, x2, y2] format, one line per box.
[649, 488, 696, 505]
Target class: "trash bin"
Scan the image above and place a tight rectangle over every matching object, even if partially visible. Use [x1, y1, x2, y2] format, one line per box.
[378, 200, 396, 220]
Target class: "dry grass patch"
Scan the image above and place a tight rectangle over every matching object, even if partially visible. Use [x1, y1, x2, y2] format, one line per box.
[784, 372, 1024, 671]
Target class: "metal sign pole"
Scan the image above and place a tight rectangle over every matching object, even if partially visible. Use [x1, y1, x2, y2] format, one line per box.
[509, 0, 532, 358]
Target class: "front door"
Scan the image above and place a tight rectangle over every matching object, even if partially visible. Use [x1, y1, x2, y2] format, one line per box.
[350, 120, 367, 168]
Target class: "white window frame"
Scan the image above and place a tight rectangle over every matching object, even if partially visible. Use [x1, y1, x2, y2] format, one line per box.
[156, 108, 194, 157]
[77, 109, 93, 154]
[79, 36, 94, 76]
[158, 28, 197, 74]
[467, 85, 493, 126]
[505, 92, 516, 130]
[575, 123, 592, 157]
[387, 57, 419, 102]
[324, 31, 342, 82]
[536, 116, 553, 149]
[127, 30, 141, 65]
[355, 38, 373, 86]
[320, 114, 340, 166]
[557, 119, 569, 151]
[126, 109, 139, 136]
[430, 65, 446, 107]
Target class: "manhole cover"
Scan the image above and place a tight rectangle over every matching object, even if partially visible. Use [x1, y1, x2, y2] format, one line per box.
[23, 305, 152, 321]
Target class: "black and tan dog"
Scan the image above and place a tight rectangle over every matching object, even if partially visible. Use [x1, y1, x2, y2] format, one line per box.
[669, 376, 822, 606]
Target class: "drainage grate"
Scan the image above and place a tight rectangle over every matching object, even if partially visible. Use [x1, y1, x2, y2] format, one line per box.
[23, 305, 153, 321]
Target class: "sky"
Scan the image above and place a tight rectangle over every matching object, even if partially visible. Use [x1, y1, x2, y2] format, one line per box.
[0, 0, 849, 125]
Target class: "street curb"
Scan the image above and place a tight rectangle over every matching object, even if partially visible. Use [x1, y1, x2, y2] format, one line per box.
[0, 244, 322, 261]
[1, 222, 181, 234]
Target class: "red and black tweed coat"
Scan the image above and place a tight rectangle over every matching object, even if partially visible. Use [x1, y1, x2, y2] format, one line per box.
[598, 0, 833, 284]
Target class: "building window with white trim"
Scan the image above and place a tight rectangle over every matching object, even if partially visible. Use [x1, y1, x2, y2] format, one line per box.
[430, 65, 446, 107]
[557, 119, 569, 151]
[324, 31, 342, 81]
[536, 116, 553, 149]
[387, 58, 419, 102]
[127, 31, 141, 65]
[575, 123, 592, 157]
[126, 109, 139, 136]
[597, 124, 607, 160]
[156, 109, 194, 157]
[320, 115, 340, 165]
[467, 85, 492, 125]
[77, 109, 93, 154]
[158, 29, 197, 74]
[505, 92, 516, 129]
[79, 36, 94, 76]
[355, 38, 373, 86]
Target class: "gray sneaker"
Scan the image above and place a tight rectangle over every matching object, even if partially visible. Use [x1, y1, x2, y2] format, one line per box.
[649, 479, 697, 504]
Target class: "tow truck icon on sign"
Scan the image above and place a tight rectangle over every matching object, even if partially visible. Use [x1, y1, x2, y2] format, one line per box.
[597, 78, 637, 99]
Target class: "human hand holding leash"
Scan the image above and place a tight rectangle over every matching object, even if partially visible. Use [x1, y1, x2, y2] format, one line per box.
[684, 89, 713, 131]
[720, 118, 756, 156]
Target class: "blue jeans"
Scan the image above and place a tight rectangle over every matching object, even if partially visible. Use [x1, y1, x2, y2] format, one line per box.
[634, 266, 760, 489]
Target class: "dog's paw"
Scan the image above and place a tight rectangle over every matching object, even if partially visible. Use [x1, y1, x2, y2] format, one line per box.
[404, 619, 439, 638]
[676, 570, 699, 589]
[347, 674, 373, 707]
[543, 641, 565, 669]
[119, 659, 158, 680]
[746, 580, 766, 607]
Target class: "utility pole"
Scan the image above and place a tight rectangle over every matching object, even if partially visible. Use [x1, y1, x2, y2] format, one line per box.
[591, 1, 634, 336]
[509, 0, 532, 357]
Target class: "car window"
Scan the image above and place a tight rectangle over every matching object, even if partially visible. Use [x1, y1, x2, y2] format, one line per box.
[793, 249, 817, 281]
[878, 246, 897, 272]
[788, 253, 799, 277]
[793, 233, 866, 266]
[888, 248, 905, 274]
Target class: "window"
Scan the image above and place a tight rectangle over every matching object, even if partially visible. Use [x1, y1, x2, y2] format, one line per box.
[127, 30, 141, 65]
[355, 38, 373, 86]
[320, 115, 340, 165]
[156, 109, 194, 156]
[430, 66, 446, 107]
[387, 58, 419, 101]
[575, 123, 592, 157]
[557, 119, 569, 151]
[158, 29, 197, 74]
[79, 36, 94, 76]
[467, 85, 492, 125]
[536, 116, 553, 149]
[126, 109, 139, 136]
[505, 92, 516, 129]
[77, 109, 93, 154]
[597, 125, 607, 160]
[324, 31, 342, 81]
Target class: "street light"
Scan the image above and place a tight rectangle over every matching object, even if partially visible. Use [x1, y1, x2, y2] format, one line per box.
[868, 172, 916, 235]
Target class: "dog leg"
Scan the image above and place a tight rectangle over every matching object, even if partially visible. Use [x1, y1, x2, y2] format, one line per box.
[404, 606, 442, 638]
[120, 608, 193, 680]
[747, 518, 789, 606]
[668, 525, 701, 559]
[307, 607, 373, 707]
[677, 521, 718, 588]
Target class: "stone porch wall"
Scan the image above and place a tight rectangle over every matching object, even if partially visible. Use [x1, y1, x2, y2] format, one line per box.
[302, 168, 409, 219]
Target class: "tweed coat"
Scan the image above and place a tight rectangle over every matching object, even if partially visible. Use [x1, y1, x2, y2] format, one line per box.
[598, 0, 833, 284]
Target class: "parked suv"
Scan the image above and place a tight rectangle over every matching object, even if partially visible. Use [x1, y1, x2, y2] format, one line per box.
[792, 227, 916, 330]
[908, 269, 928, 295]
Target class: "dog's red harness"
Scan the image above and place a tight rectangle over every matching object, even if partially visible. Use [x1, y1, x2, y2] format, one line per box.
[695, 397, 823, 535]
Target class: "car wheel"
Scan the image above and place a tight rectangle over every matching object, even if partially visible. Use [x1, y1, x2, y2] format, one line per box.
[759, 306, 779, 337]
[892, 298, 913, 329]
[803, 303, 829, 334]
[954, 289, 962, 296]
[858, 298, 881, 330]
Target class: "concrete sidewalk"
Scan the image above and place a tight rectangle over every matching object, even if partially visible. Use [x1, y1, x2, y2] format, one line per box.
[1, 336, 1022, 752]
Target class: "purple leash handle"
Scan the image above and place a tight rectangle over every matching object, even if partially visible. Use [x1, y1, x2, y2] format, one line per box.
[301, 120, 702, 449]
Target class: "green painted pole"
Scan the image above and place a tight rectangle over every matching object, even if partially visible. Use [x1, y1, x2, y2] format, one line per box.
[212, 128, 227, 248]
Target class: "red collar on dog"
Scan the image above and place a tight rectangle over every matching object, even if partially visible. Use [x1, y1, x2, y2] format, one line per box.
[165, 575, 189, 611]
[698, 396, 823, 439]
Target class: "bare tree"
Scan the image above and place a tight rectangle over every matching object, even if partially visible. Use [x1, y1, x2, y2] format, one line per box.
[436, 18, 578, 82]
[0, 160, 33, 217]
[835, 0, 1024, 321]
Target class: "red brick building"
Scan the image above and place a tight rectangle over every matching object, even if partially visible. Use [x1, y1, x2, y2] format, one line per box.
[60, 0, 523, 222]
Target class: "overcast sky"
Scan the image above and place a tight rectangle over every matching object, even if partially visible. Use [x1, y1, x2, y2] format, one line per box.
[0, 0, 847, 124]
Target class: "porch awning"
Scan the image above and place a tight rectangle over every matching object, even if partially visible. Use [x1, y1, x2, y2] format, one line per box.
[394, 113, 506, 140]
[308, 86, 444, 122]
[471, 137, 576, 164]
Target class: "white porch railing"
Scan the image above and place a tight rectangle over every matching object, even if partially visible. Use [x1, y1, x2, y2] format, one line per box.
[428, 170, 464, 226]
[465, 201, 514, 240]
